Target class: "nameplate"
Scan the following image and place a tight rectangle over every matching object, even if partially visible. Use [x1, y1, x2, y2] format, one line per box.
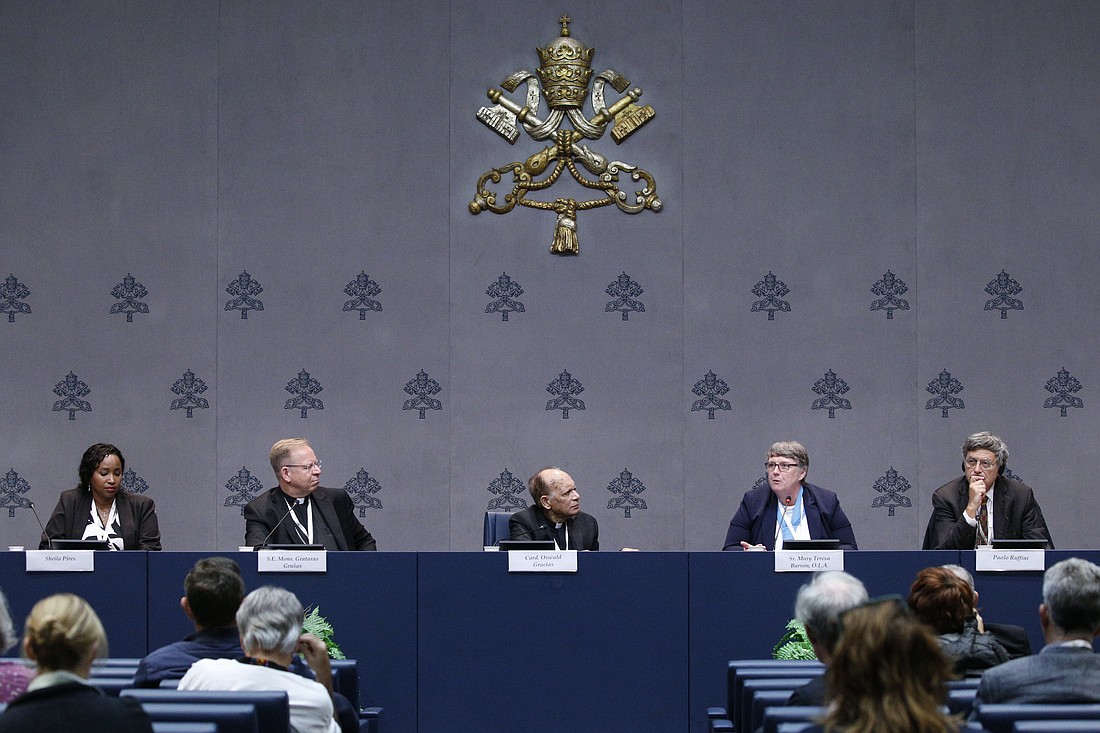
[976, 549, 1045, 572]
[774, 551, 844, 573]
[257, 550, 328, 573]
[507, 550, 578, 573]
[25, 549, 95, 572]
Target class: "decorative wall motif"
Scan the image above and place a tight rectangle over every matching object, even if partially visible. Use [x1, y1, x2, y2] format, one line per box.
[750, 272, 791, 320]
[342, 271, 382, 319]
[690, 371, 731, 419]
[223, 466, 264, 515]
[0, 274, 31, 322]
[170, 369, 210, 418]
[810, 369, 851, 418]
[343, 468, 382, 516]
[402, 370, 442, 419]
[470, 15, 661, 254]
[1043, 367, 1083, 417]
[110, 273, 149, 322]
[225, 271, 264, 319]
[545, 369, 585, 418]
[1, 469, 32, 518]
[122, 468, 149, 494]
[485, 272, 525, 321]
[51, 372, 92, 420]
[983, 270, 1023, 319]
[605, 271, 644, 320]
[285, 369, 324, 418]
[869, 270, 909, 319]
[606, 468, 647, 518]
[871, 467, 911, 517]
[925, 369, 965, 418]
[486, 468, 528, 512]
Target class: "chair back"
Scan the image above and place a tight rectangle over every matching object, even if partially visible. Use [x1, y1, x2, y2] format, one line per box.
[763, 706, 826, 733]
[977, 704, 1100, 733]
[483, 512, 513, 546]
[123, 690, 288, 733]
[135, 702, 259, 733]
[1014, 722, 1100, 732]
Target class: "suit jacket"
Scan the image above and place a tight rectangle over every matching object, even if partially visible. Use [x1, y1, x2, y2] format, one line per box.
[722, 482, 857, 550]
[922, 475, 1053, 550]
[507, 505, 600, 550]
[974, 645, 1100, 705]
[244, 487, 377, 550]
[40, 488, 161, 550]
[985, 621, 1033, 660]
[0, 681, 153, 733]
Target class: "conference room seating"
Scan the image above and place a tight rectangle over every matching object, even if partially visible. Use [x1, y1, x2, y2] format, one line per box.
[1012, 722, 1100, 732]
[761, 706, 825, 733]
[750, 689, 808, 733]
[740, 678, 813, 733]
[482, 511, 512, 546]
[134, 701, 260, 733]
[723, 661, 823, 731]
[121, 689, 290, 733]
[151, 724, 218, 733]
[975, 704, 1100, 733]
[948, 686, 980, 717]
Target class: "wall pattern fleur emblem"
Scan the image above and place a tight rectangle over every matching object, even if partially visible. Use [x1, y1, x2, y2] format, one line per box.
[485, 272, 525, 321]
[545, 369, 586, 418]
[0, 274, 31, 322]
[223, 466, 263, 515]
[110, 273, 149, 322]
[486, 468, 528, 512]
[470, 15, 661, 254]
[344, 469, 383, 516]
[606, 468, 647, 518]
[871, 467, 911, 517]
[690, 370, 731, 419]
[605, 271, 645, 320]
[170, 369, 210, 418]
[750, 272, 791, 320]
[925, 368, 964, 418]
[869, 270, 909, 319]
[810, 369, 851, 418]
[0, 469, 32, 518]
[402, 370, 443, 419]
[225, 271, 264, 319]
[983, 269, 1023, 319]
[1043, 367, 1083, 417]
[52, 371, 92, 420]
[285, 369, 324, 418]
[342, 271, 382, 319]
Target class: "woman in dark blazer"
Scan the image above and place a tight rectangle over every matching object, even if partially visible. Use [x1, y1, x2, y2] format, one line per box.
[0, 593, 152, 733]
[39, 443, 161, 550]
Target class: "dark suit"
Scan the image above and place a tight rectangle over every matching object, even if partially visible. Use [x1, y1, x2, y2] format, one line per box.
[40, 488, 161, 550]
[243, 486, 377, 550]
[722, 482, 857, 550]
[975, 645, 1100, 705]
[508, 505, 599, 550]
[985, 621, 1033, 660]
[922, 475, 1053, 550]
[0, 681, 153, 733]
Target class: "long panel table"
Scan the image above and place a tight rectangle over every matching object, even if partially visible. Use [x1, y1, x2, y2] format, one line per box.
[1, 550, 1093, 733]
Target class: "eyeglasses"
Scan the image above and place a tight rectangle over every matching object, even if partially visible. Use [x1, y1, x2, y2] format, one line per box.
[765, 462, 802, 473]
[284, 461, 322, 471]
[964, 457, 996, 470]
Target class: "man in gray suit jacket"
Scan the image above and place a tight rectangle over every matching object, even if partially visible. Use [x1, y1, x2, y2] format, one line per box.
[974, 557, 1100, 706]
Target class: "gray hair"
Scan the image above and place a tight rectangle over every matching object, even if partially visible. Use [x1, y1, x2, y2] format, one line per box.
[794, 571, 868, 653]
[0, 588, 16, 652]
[962, 432, 1008, 472]
[768, 441, 809, 473]
[236, 586, 303, 658]
[1043, 558, 1100, 635]
[269, 438, 311, 476]
[941, 564, 975, 592]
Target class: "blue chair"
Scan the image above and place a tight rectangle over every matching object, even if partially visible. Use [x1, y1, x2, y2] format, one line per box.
[121, 690, 288, 733]
[948, 686, 979, 716]
[740, 678, 812, 733]
[762, 706, 825, 733]
[330, 658, 360, 710]
[89, 677, 134, 696]
[1014, 722, 1100, 732]
[724, 660, 824, 725]
[775, 723, 819, 733]
[483, 512, 513, 546]
[977, 705, 1100, 733]
[751, 690, 801, 733]
[135, 702, 259, 733]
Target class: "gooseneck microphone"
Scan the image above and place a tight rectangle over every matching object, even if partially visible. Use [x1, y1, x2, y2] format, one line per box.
[774, 496, 794, 548]
[502, 523, 548, 543]
[29, 501, 53, 550]
[256, 503, 298, 549]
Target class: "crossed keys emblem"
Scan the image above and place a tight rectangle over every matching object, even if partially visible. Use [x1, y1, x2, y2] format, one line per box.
[469, 15, 662, 255]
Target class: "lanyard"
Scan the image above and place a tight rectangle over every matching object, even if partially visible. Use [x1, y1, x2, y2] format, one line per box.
[285, 498, 314, 544]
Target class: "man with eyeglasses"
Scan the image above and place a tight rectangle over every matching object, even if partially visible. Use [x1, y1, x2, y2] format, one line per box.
[243, 438, 377, 550]
[722, 441, 857, 550]
[922, 431, 1052, 550]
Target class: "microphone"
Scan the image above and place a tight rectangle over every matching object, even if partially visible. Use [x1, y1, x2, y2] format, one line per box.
[29, 501, 53, 550]
[774, 496, 794, 547]
[256, 503, 298, 549]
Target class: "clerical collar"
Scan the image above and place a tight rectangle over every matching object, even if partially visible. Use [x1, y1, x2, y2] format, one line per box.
[279, 490, 308, 505]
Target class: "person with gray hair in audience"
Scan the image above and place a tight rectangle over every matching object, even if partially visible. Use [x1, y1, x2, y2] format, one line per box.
[942, 563, 1031, 659]
[180, 586, 339, 733]
[787, 571, 868, 706]
[974, 557, 1100, 707]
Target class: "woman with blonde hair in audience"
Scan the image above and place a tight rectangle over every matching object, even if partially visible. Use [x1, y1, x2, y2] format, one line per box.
[807, 597, 958, 733]
[0, 593, 151, 733]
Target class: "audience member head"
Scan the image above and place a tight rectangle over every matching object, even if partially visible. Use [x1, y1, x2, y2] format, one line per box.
[0, 588, 17, 654]
[237, 586, 303, 659]
[182, 557, 245, 630]
[527, 467, 581, 523]
[22, 593, 107, 676]
[826, 598, 955, 733]
[793, 571, 868, 663]
[1041, 557, 1100, 641]
[908, 566, 975, 634]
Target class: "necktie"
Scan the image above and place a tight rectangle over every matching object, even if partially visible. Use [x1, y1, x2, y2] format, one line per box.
[976, 501, 990, 547]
